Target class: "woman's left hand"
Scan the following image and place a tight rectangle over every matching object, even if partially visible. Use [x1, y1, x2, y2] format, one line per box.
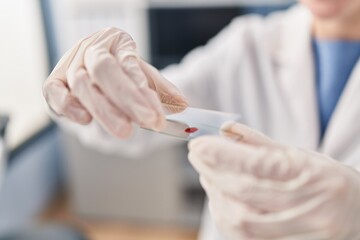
[188, 122, 360, 240]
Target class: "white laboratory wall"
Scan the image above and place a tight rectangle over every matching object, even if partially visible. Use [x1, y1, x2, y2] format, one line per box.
[53, 0, 150, 60]
[0, 0, 50, 148]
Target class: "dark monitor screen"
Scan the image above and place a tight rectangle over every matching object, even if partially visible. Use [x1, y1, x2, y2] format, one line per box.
[149, 7, 240, 68]
[149, 5, 292, 69]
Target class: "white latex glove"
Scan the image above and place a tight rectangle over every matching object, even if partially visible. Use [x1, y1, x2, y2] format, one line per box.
[188, 122, 360, 240]
[43, 28, 188, 138]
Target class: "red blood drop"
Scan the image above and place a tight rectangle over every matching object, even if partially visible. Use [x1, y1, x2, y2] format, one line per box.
[185, 127, 198, 133]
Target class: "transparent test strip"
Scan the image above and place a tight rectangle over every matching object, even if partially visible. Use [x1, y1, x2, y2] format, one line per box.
[143, 107, 241, 140]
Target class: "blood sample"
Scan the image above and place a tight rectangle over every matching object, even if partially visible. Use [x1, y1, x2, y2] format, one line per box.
[185, 127, 198, 133]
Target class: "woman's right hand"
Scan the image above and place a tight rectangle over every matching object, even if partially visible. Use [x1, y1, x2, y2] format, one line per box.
[43, 28, 188, 138]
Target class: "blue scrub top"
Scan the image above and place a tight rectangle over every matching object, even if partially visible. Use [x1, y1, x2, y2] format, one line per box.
[313, 39, 360, 138]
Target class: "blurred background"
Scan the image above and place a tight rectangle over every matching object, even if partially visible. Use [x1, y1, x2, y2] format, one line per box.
[0, 0, 295, 239]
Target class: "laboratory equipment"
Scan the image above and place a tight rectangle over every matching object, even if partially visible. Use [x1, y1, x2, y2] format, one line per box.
[0, 115, 9, 188]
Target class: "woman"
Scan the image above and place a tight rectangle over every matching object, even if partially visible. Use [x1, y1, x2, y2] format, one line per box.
[43, 0, 360, 239]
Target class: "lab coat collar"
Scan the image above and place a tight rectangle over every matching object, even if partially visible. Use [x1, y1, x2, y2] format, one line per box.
[321, 59, 360, 158]
[270, 5, 320, 150]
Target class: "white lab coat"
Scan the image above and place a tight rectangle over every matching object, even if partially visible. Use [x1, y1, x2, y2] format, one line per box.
[59, 4, 360, 240]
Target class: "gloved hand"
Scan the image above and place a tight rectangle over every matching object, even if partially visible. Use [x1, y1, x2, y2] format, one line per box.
[188, 122, 360, 240]
[43, 28, 188, 138]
